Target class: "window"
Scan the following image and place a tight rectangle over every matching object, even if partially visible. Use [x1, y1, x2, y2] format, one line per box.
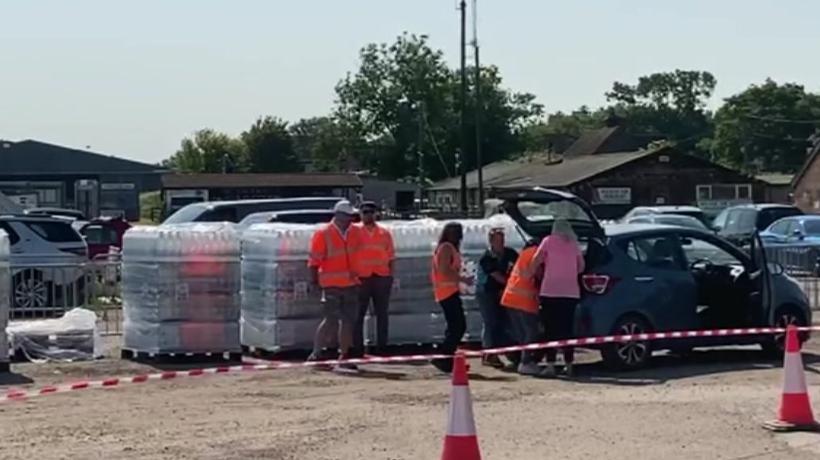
[25, 221, 82, 243]
[518, 200, 592, 223]
[769, 220, 791, 235]
[198, 207, 238, 223]
[81, 225, 119, 245]
[725, 209, 755, 233]
[0, 222, 20, 245]
[804, 220, 820, 236]
[680, 236, 742, 266]
[696, 184, 753, 201]
[757, 207, 802, 230]
[619, 236, 686, 271]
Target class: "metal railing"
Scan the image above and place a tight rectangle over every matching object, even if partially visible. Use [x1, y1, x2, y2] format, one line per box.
[765, 245, 820, 310]
[7, 255, 123, 333]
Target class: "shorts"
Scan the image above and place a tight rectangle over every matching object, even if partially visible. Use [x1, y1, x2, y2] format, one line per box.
[322, 287, 359, 323]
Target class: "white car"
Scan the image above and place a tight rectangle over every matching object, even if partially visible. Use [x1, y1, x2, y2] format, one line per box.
[0, 215, 88, 313]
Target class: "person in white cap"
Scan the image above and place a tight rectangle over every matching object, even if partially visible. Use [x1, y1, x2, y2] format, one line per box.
[307, 200, 362, 374]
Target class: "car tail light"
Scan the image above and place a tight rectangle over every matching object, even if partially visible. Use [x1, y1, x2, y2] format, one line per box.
[582, 273, 618, 295]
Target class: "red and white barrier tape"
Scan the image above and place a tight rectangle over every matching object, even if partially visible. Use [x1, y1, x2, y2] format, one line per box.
[2, 325, 817, 404]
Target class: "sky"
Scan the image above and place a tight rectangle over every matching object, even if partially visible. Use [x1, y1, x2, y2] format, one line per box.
[2, 0, 819, 164]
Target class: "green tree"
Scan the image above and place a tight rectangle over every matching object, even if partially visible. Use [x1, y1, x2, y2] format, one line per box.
[334, 32, 542, 180]
[520, 106, 606, 153]
[605, 70, 717, 154]
[289, 116, 358, 172]
[712, 79, 820, 172]
[164, 129, 248, 173]
[241, 116, 301, 173]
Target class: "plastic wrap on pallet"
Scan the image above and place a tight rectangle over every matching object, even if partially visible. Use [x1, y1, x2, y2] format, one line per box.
[240, 215, 525, 352]
[7, 308, 101, 362]
[0, 230, 9, 367]
[122, 224, 242, 354]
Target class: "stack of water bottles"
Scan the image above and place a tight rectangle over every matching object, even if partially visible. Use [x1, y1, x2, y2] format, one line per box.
[0, 230, 9, 369]
[241, 224, 321, 351]
[121, 224, 242, 355]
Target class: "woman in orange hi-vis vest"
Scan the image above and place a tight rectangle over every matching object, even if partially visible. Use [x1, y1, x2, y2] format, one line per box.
[501, 240, 544, 376]
[430, 222, 471, 373]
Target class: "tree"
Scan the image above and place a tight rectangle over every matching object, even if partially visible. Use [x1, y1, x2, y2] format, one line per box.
[520, 106, 606, 153]
[334, 32, 542, 180]
[241, 116, 301, 173]
[605, 70, 717, 154]
[712, 80, 820, 172]
[164, 129, 248, 173]
[289, 116, 354, 172]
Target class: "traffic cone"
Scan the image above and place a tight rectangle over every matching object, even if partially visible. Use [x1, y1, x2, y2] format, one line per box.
[763, 325, 820, 432]
[441, 351, 481, 460]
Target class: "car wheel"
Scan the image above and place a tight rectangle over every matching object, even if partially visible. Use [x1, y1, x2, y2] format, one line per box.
[12, 270, 52, 312]
[761, 306, 807, 356]
[601, 315, 653, 371]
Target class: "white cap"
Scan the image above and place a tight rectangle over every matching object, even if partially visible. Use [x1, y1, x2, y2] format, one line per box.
[333, 200, 356, 215]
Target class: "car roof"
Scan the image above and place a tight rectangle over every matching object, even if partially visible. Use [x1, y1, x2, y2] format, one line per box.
[604, 223, 713, 237]
[201, 197, 342, 208]
[730, 203, 799, 211]
[634, 205, 703, 213]
[0, 214, 73, 223]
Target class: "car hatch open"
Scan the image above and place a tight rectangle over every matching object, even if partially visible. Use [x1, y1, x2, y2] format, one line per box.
[495, 187, 605, 241]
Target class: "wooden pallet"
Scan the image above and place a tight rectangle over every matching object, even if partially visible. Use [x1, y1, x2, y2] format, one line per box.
[121, 348, 242, 364]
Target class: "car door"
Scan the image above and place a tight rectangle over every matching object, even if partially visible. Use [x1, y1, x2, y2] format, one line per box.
[748, 232, 772, 326]
[616, 233, 699, 332]
[762, 219, 790, 246]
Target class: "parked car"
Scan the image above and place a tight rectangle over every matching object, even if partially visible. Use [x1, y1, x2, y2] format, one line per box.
[713, 204, 803, 247]
[24, 207, 87, 222]
[163, 197, 344, 225]
[621, 205, 708, 225]
[78, 216, 131, 259]
[624, 213, 708, 231]
[498, 188, 811, 370]
[237, 209, 359, 230]
[759, 215, 820, 275]
[0, 215, 89, 313]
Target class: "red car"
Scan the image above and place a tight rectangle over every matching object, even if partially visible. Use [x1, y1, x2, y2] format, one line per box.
[78, 217, 131, 259]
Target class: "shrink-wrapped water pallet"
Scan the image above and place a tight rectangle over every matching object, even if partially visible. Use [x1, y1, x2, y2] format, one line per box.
[122, 224, 241, 356]
[0, 230, 9, 370]
[240, 216, 525, 352]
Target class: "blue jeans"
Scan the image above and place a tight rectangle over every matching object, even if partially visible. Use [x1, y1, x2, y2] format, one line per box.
[508, 309, 543, 364]
[477, 291, 516, 350]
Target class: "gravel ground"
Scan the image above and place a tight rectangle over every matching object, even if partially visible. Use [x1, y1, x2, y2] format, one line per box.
[2, 344, 820, 460]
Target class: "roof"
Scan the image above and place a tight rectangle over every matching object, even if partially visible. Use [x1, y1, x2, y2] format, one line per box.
[562, 125, 654, 157]
[161, 173, 363, 189]
[791, 138, 820, 188]
[0, 191, 22, 214]
[756, 173, 794, 186]
[0, 140, 161, 174]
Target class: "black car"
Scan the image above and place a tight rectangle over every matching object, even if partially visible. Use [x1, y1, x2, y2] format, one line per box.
[162, 197, 344, 225]
[713, 204, 803, 247]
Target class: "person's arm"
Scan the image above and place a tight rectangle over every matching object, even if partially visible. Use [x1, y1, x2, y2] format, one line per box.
[533, 238, 548, 266]
[479, 252, 507, 284]
[308, 231, 325, 286]
[576, 249, 586, 274]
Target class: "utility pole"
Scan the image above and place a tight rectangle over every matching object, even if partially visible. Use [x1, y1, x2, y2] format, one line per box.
[416, 101, 425, 190]
[458, 0, 468, 212]
[472, 0, 483, 209]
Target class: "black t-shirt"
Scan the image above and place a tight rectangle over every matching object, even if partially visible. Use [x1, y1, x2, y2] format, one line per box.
[479, 247, 519, 297]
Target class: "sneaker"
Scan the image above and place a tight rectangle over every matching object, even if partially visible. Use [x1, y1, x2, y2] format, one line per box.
[517, 362, 541, 376]
[564, 363, 575, 378]
[539, 363, 557, 378]
[333, 363, 360, 375]
[482, 354, 505, 369]
[307, 353, 331, 371]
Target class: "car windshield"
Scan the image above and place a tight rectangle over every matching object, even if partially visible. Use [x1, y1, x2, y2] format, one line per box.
[803, 220, 820, 235]
[655, 215, 707, 230]
[518, 200, 592, 224]
[164, 204, 207, 224]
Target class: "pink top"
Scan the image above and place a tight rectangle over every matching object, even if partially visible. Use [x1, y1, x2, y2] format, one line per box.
[534, 235, 585, 299]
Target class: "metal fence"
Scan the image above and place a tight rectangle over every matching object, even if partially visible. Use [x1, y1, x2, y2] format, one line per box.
[765, 245, 820, 310]
[8, 255, 123, 334]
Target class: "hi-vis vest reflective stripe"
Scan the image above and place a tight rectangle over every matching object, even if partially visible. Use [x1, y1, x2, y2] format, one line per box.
[309, 225, 358, 288]
[357, 225, 392, 277]
[501, 246, 539, 313]
[432, 242, 461, 302]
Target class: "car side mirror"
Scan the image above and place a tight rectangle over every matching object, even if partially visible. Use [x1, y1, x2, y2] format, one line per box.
[680, 237, 693, 246]
[712, 225, 722, 232]
[793, 228, 804, 239]
[769, 263, 785, 276]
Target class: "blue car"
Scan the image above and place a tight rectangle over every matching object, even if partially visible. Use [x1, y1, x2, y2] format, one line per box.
[759, 215, 820, 275]
[499, 188, 812, 370]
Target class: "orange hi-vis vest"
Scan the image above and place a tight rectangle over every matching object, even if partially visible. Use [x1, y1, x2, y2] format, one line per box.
[356, 223, 394, 278]
[501, 246, 539, 313]
[308, 223, 360, 288]
[432, 242, 462, 302]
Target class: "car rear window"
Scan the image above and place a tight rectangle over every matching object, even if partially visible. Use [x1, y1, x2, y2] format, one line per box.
[25, 221, 83, 243]
[757, 208, 802, 230]
[82, 225, 119, 244]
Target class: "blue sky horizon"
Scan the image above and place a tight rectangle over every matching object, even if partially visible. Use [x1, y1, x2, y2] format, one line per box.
[2, 0, 819, 164]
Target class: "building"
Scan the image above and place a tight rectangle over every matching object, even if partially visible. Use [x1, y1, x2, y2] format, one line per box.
[0, 191, 22, 214]
[792, 135, 820, 212]
[161, 173, 363, 215]
[428, 144, 764, 220]
[0, 139, 164, 221]
[358, 176, 419, 212]
[756, 173, 794, 204]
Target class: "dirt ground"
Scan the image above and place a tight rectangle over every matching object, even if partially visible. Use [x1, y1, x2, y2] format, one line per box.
[3, 342, 820, 460]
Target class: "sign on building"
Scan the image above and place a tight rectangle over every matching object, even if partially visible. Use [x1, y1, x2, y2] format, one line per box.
[595, 187, 632, 205]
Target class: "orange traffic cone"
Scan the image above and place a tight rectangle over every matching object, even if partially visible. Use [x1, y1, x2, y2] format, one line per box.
[441, 351, 482, 460]
[763, 325, 820, 432]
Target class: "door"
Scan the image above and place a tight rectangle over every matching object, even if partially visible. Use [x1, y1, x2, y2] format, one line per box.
[618, 234, 699, 332]
[749, 232, 772, 325]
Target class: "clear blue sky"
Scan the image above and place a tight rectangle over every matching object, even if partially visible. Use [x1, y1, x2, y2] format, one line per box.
[2, 0, 818, 164]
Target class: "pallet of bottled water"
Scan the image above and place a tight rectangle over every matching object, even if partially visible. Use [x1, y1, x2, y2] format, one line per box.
[121, 224, 241, 355]
[0, 230, 9, 370]
[240, 215, 525, 352]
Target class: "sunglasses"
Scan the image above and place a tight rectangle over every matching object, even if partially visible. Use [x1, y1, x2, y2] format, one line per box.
[361, 209, 376, 215]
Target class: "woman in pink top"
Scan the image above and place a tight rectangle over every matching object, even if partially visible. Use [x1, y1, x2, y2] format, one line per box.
[534, 218, 585, 377]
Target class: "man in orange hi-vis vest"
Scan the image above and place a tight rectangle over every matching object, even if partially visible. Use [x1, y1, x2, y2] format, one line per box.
[352, 201, 395, 357]
[308, 200, 362, 374]
[501, 240, 544, 376]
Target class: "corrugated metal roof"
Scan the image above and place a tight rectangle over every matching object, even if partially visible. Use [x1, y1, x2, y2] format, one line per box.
[162, 173, 363, 189]
[0, 140, 161, 174]
[430, 148, 662, 190]
[756, 173, 794, 186]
